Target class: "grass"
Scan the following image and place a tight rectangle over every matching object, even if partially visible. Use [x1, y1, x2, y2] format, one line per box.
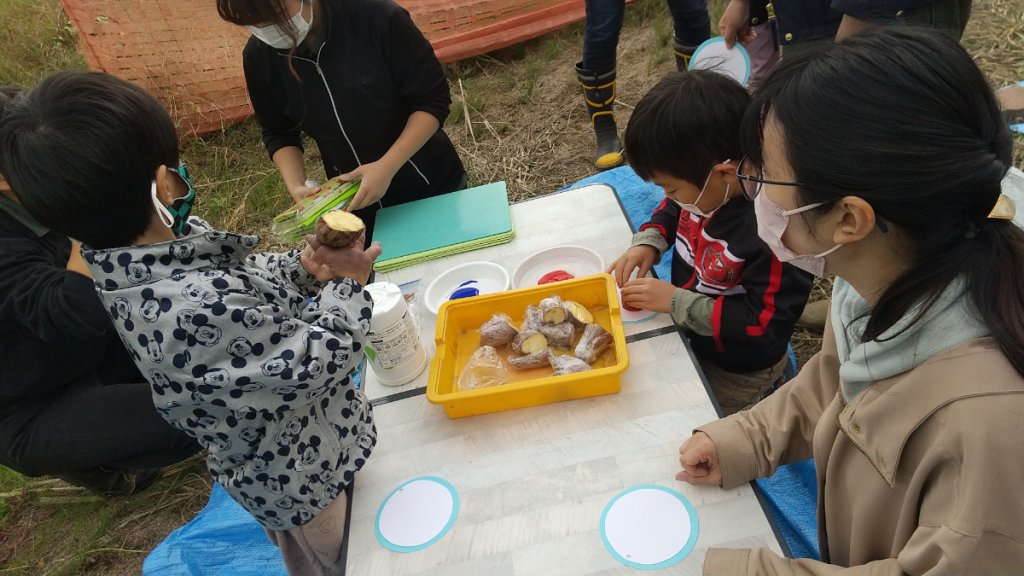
[0, 0, 1022, 573]
[0, 0, 84, 86]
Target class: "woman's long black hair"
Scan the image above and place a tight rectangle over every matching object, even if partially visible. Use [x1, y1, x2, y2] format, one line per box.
[741, 27, 1024, 375]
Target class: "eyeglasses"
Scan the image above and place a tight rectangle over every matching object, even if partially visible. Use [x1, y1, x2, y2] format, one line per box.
[735, 157, 807, 200]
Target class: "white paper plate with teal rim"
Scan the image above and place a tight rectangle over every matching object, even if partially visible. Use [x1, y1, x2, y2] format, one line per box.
[375, 476, 460, 553]
[689, 36, 751, 87]
[600, 485, 700, 570]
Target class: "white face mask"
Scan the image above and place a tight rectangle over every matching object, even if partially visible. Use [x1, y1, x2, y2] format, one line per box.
[753, 189, 840, 277]
[673, 160, 732, 218]
[248, 0, 312, 49]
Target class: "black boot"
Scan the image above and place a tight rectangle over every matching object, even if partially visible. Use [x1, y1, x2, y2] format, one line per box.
[673, 38, 699, 72]
[575, 64, 624, 170]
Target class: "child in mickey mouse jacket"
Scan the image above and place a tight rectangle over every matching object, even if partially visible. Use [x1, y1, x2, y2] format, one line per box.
[0, 71, 378, 576]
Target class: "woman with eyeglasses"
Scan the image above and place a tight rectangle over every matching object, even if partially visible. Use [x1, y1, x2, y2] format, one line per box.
[217, 0, 467, 240]
[678, 27, 1024, 573]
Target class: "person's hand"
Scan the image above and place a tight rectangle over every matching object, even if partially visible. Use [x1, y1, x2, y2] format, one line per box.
[341, 160, 399, 212]
[719, 0, 754, 48]
[300, 245, 336, 283]
[607, 245, 658, 288]
[620, 277, 676, 314]
[67, 241, 93, 279]
[676, 432, 722, 485]
[303, 233, 382, 285]
[835, 14, 873, 41]
[287, 183, 320, 204]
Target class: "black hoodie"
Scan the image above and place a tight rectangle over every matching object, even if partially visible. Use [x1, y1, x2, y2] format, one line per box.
[242, 0, 465, 231]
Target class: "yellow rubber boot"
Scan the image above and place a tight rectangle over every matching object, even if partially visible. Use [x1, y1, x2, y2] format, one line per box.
[673, 38, 698, 72]
[576, 64, 624, 170]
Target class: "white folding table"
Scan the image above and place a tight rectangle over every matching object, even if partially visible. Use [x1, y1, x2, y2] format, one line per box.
[346, 185, 784, 575]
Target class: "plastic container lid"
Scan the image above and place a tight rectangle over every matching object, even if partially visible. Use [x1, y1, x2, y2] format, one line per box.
[365, 282, 427, 386]
[271, 180, 361, 243]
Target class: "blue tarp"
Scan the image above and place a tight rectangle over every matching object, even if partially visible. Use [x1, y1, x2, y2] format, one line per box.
[143, 483, 285, 576]
[145, 169, 819, 575]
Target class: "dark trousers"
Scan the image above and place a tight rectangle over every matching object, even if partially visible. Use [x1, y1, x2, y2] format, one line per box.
[0, 379, 200, 477]
[582, 0, 711, 72]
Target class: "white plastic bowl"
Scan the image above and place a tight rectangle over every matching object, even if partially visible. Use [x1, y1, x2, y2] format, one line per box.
[424, 261, 510, 315]
[511, 245, 606, 289]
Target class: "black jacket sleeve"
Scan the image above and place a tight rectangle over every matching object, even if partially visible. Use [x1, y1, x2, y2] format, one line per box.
[0, 237, 111, 343]
[831, 0, 914, 22]
[639, 198, 682, 248]
[381, 2, 452, 125]
[713, 244, 812, 356]
[242, 40, 305, 161]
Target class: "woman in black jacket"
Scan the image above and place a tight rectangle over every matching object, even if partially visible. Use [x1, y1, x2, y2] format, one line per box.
[218, 0, 467, 239]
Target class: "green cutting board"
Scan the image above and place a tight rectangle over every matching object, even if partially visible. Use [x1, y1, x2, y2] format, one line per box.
[373, 181, 512, 261]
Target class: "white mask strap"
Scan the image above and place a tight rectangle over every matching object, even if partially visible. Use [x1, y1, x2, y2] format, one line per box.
[151, 180, 175, 228]
[782, 201, 826, 217]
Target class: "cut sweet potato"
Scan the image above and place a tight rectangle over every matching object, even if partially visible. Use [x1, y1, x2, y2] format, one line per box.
[540, 296, 567, 324]
[315, 210, 365, 248]
[564, 300, 593, 327]
[512, 330, 548, 354]
[508, 348, 551, 370]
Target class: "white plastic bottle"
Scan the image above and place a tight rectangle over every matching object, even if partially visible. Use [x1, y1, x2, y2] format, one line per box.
[364, 282, 427, 386]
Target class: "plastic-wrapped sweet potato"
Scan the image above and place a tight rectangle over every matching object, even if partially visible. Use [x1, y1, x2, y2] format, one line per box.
[549, 354, 591, 376]
[539, 322, 575, 348]
[511, 330, 548, 355]
[521, 304, 543, 332]
[508, 348, 551, 370]
[539, 295, 567, 324]
[479, 313, 518, 347]
[575, 323, 613, 364]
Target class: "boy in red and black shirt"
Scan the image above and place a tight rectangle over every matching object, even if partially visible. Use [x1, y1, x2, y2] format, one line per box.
[609, 70, 812, 415]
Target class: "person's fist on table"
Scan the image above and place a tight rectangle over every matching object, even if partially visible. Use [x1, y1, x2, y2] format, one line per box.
[676, 431, 722, 486]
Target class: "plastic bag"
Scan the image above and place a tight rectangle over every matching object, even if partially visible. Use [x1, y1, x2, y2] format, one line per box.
[458, 345, 509, 390]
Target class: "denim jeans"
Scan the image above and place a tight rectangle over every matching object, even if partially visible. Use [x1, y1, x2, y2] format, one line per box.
[582, 0, 711, 72]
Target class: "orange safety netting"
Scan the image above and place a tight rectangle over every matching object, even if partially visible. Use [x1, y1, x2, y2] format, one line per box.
[61, 0, 593, 137]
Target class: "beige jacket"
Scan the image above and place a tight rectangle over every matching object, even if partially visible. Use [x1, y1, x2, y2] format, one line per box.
[698, 313, 1024, 575]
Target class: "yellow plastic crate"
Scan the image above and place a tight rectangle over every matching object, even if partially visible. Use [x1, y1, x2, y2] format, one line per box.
[426, 274, 629, 418]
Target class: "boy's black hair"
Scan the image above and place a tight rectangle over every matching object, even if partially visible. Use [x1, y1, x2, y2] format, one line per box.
[624, 70, 750, 185]
[0, 71, 179, 248]
[0, 86, 22, 180]
[0, 86, 22, 118]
